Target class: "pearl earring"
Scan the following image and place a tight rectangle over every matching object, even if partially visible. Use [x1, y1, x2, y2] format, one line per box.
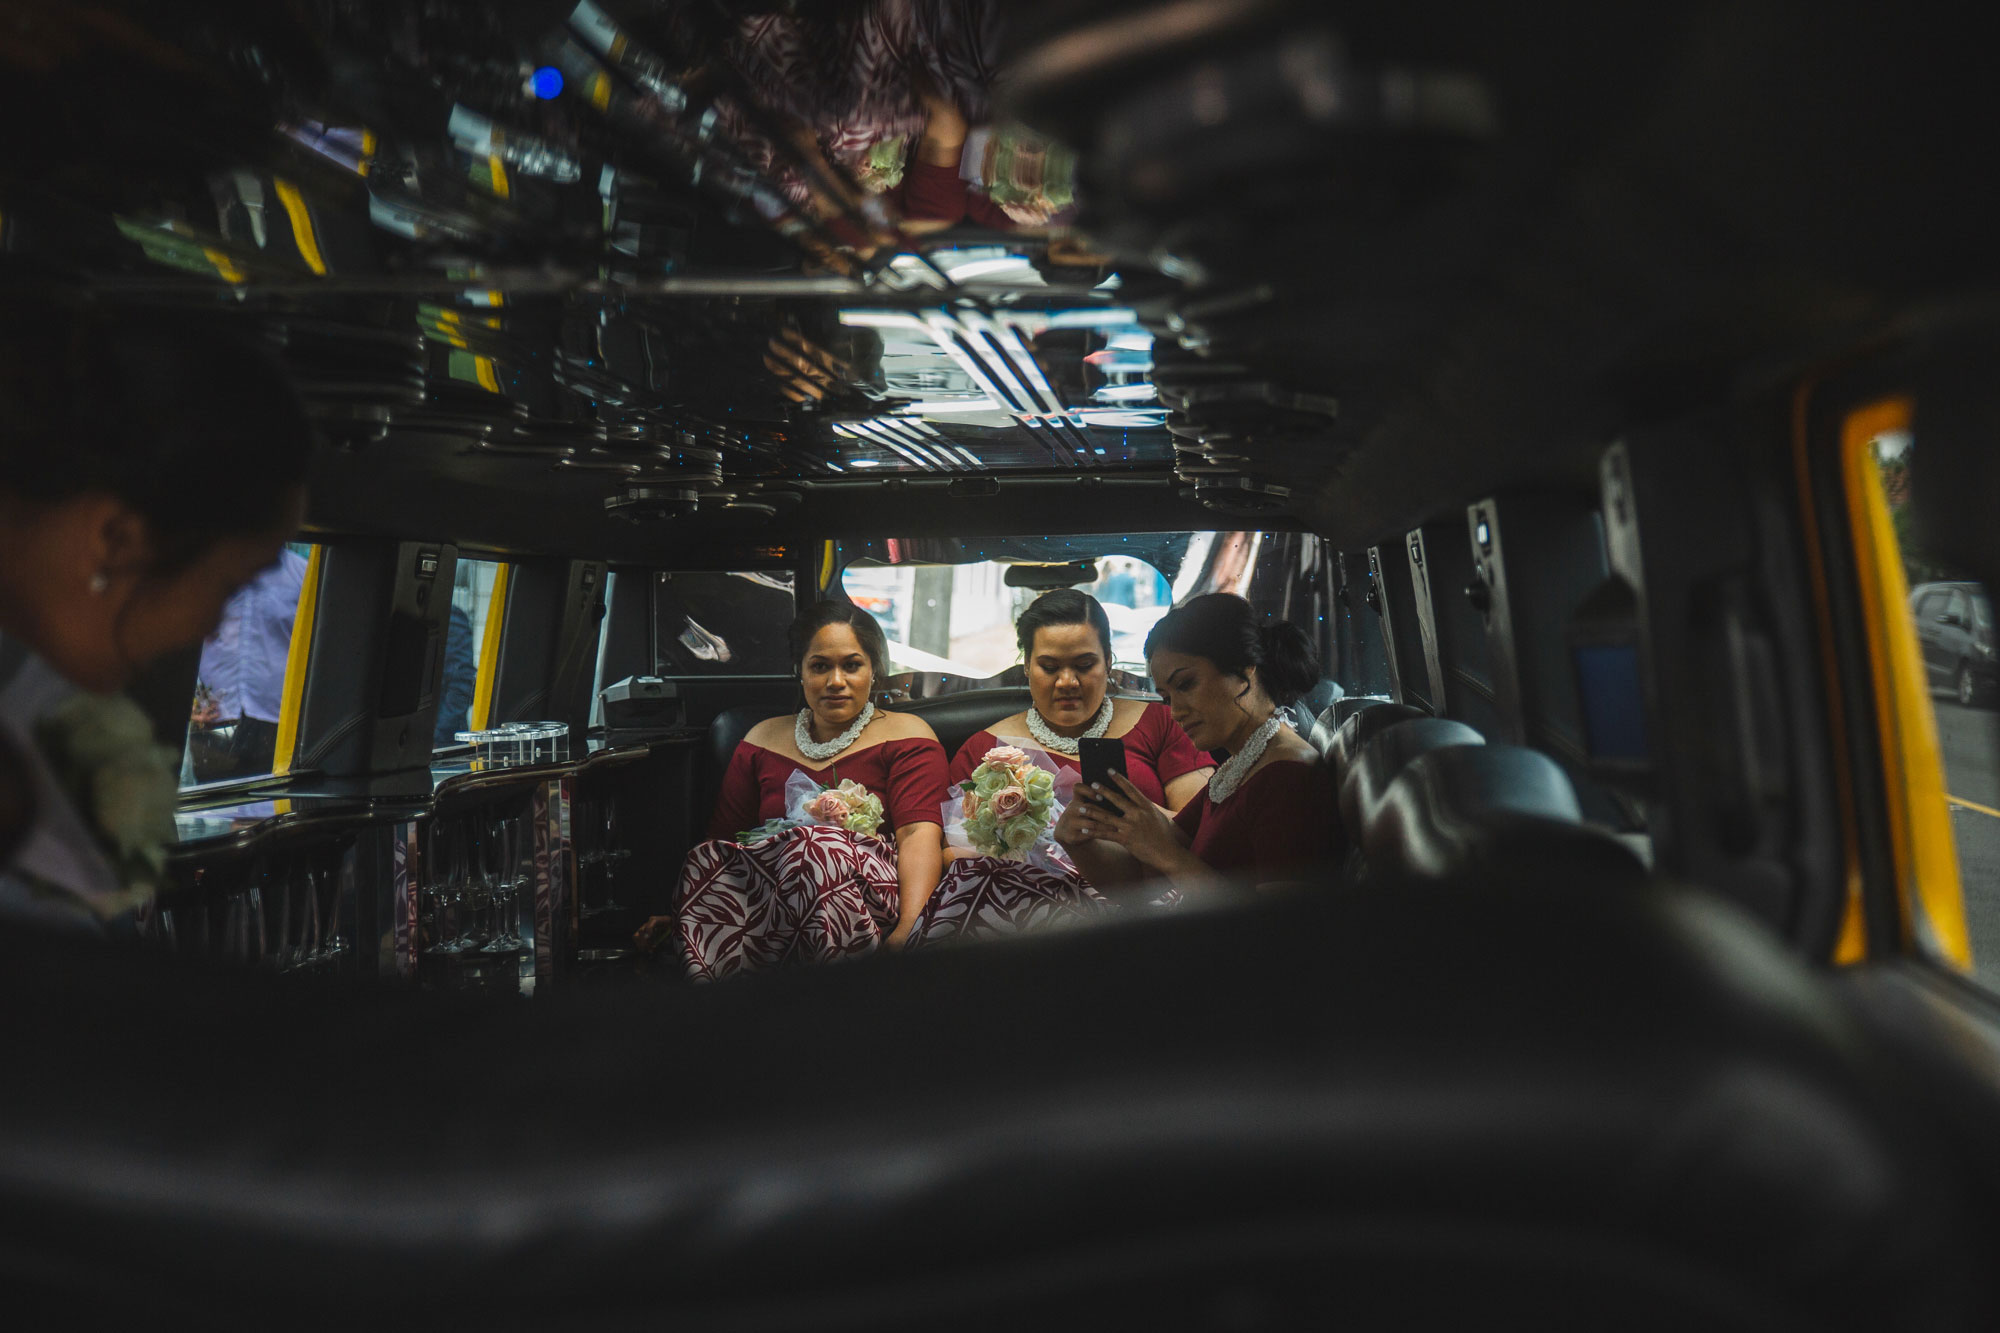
[88, 573, 109, 595]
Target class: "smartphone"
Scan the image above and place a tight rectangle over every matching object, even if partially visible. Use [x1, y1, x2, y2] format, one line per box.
[1078, 736, 1129, 815]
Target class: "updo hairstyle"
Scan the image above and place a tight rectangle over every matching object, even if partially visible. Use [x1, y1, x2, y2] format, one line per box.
[1015, 587, 1113, 662]
[1143, 593, 1323, 706]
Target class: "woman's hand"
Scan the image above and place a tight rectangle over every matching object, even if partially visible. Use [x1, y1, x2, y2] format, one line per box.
[1066, 772, 1192, 875]
[632, 915, 675, 954]
[1051, 793, 1100, 850]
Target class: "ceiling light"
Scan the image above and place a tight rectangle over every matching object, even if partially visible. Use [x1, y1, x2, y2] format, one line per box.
[849, 458, 883, 468]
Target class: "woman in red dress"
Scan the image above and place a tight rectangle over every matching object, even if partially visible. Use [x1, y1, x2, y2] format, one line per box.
[670, 602, 947, 981]
[1057, 594, 1342, 893]
[906, 590, 1213, 946]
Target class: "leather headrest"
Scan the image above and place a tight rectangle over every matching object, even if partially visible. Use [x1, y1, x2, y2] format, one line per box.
[899, 688, 1038, 759]
[1366, 745, 1648, 889]
[1312, 696, 1404, 758]
[1325, 701, 1431, 785]
[1341, 716, 1483, 838]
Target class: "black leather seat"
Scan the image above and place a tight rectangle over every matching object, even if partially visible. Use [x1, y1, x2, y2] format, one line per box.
[1316, 698, 1424, 768]
[1339, 715, 1482, 838]
[0, 877, 1974, 1329]
[1366, 743, 1650, 889]
[900, 687, 1037, 760]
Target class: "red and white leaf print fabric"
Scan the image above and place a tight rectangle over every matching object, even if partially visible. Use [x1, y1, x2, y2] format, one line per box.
[675, 825, 900, 982]
[906, 855, 1115, 948]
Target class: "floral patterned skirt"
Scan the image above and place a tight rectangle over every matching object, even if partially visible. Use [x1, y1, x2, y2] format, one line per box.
[676, 826, 900, 982]
[905, 855, 1118, 949]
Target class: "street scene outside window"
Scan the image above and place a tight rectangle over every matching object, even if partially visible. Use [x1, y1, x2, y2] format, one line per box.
[181, 542, 316, 787]
[1870, 418, 2000, 983]
[840, 531, 1338, 696]
[437, 559, 506, 748]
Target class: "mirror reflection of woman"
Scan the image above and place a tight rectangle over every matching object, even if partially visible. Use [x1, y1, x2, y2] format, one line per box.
[906, 590, 1213, 946]
[1058, 595, 1343, 893]
[659, 602, 947, 981]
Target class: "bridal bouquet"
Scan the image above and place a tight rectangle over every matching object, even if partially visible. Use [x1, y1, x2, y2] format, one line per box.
[734, 770, 887, 845]
[952, 744, 1060, 861]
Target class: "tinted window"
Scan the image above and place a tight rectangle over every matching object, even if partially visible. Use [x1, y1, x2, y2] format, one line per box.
[654, 572, 797, 676]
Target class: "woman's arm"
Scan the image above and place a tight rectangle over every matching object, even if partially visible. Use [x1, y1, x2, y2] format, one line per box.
[884, 820, 944, 949]
[1161, 769, 1213, 812]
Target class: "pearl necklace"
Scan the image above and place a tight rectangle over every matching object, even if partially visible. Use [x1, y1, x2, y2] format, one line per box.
[796, 702, 875, 761]
[1024, 697, 1115, 757]
[1208, 714, 1284, 804]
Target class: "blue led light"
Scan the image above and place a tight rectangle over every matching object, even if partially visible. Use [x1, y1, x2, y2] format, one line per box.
[531, 66, 565, 100]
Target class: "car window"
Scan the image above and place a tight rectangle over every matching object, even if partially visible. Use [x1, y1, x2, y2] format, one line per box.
[181, 543, 319, 788]
[1861, 410, 1995, 982]
[435, 558, 506, 749]
[654, 571, 798, 676]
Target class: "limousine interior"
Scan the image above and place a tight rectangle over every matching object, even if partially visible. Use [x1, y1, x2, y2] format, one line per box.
[7, 1, 2000, 1327]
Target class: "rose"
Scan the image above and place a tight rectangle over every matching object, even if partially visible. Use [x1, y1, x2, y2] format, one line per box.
[983, 745, 1029, 769]
[807, 790, 853, 824]
[961, 789, 980, 819]
[991, 785, 1027, 820]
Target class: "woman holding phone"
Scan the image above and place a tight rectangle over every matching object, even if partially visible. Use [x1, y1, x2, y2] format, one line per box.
[1058, 594, 1342, 892]
[906, 589, 1211, 946]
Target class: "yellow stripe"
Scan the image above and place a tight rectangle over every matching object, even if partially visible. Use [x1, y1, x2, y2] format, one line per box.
[1842, 397, 1972, 970]
[272, 178, 327, 276]
[488, 153, 510, 199]
[470, 564, 512, 730]
[590, 72, 611, 110]
[201, 247, 247, 285]
[819, 540, 836, 591]
[1949, 795, 2000, 820]
[359, 128, 378, 177]
[272, 546, 325, 779]
[474, 355, 500, 393]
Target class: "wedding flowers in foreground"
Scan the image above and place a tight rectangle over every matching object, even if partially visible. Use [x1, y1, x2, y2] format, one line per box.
[957, 745, 1059, 859]
[740, 773, 887, 845]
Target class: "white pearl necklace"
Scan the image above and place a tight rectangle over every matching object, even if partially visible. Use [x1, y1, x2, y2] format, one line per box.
[1024, 697, 1115, 756]
[1208, 714, 1284, 804]
[796, 701, 875, 761]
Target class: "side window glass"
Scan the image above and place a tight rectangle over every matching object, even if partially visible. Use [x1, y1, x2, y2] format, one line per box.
[1862, 408, 1991, 978]
[182, 543, 317, 787]
[436, 559, 506, 749]
[654, 572, 798, 676]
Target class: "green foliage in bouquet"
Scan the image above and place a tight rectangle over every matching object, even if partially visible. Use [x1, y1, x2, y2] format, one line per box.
[958, 745, 1059, 859]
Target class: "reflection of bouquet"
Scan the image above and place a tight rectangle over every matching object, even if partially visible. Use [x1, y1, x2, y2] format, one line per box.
[802, 778, 885, 838]
[958, 745, 1059, 859]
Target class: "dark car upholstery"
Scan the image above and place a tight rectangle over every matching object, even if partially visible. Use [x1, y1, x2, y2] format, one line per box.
[0, 876, 1973, 1330]
[1366, 743, 1650, 889]
[1339, 716, 1485, 839]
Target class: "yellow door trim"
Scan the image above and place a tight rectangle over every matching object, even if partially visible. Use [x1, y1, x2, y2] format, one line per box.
[272, 545, 325, 779]
[272, 179, 328, 276]
[1840, 397, 1972, 970]
[470, 564, 512, 730]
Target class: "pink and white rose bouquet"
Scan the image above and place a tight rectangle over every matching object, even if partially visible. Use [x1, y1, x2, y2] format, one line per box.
[954, 744, 1060, 860]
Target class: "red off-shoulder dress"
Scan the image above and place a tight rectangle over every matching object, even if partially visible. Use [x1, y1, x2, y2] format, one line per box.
[708, 737, 949, 840]
[1172, 758, 1342, 879]
[677, 731, 949, 983]
[948, 702, 1212, 808]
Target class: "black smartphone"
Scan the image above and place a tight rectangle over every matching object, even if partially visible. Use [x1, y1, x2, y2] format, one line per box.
[1078, 736, 1129, 815]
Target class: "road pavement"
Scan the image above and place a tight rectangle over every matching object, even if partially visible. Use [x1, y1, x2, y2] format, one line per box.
[1935, 699, 2000, 982]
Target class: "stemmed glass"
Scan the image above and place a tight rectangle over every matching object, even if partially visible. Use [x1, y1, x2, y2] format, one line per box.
[482, 809, 525, 956]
